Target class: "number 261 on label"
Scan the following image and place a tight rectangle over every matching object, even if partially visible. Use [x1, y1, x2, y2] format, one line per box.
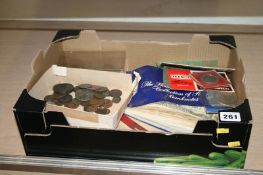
[219, 112, 241, 122]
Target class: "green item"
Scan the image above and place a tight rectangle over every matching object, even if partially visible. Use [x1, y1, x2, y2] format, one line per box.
[241, 151, 247, 162]
[227, 159, 243, 168]
[172, 60, 218, 67]
[154, 156, 189, 164]
[154, 154, 228, 167]
[182, 159, 229, 167]
[157, 59, 219, 68]
[226, 150, 247, 169]
[188, 154, 210, 161]
[154, 150, 247, 169]
[208, 152, 226, 160]
[224, 150, 243, 161]
[162, 66, 171, 87]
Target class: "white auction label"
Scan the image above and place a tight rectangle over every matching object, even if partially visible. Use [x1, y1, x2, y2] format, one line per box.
[219, 112, 241, 122]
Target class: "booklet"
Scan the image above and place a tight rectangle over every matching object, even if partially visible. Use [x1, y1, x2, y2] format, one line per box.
[163, 66, 234, 92]
[129, 65, 205, 107]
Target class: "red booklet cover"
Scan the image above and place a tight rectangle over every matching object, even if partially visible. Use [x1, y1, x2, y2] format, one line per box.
[167, 68, 198, 91]
[190, 70, 230, 90]
[120, 114, 147, 131]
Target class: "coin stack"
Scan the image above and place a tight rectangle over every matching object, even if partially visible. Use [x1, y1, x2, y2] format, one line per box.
[44, 83, 122, 115]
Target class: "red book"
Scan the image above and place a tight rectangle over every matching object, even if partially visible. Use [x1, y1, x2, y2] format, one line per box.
[167, 68, 197, 91]
[120, 114, 147, 131]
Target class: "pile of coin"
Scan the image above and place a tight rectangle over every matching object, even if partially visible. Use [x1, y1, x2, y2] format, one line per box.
[44, 83, 122, 115]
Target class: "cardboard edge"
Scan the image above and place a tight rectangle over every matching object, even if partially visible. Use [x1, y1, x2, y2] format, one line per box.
[194, 99, 252, 149]
[13, 89, 45, 112]
[23, 124, 245, 162]
[219, 99, 252, 123]
[26, 124, 214, 137]
[239, 58, 247, 99]
[209, 35, 237, 49]
[28, 65, 134, 128]
[28, 41, 69, 91]
[13, 30, 252, 162]
[13, 111, 29, 154]
[52, 30, 81, 43]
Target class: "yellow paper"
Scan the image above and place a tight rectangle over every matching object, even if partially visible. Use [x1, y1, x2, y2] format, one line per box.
[216, 128, 229, 134]
[228, 141, 241, 147]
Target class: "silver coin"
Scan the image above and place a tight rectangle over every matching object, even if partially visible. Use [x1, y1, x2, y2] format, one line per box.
[75, 89, 94, 101]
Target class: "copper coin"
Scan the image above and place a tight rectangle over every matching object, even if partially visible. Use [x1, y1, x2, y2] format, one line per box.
[96, 86, 108, 93]
[90, 103, 100, 108]
[90, 85, 102, 91]
[64, 100, 79, 109]
[102, 99, 113, 108]
[74, 86, 81, 92]
[96, 99, 105, 106]
[72, 98, 81, 105]
[109, 89, 122, 97]
[84, 105, 97, 112]
[80, 100, 90, 107]
[94, 92, 105, 99]
[53, 83, 74, 94]
[44, 95, 56, 104]
[72, 98, 83, 106]
[57, 94, 73, 104]
[77, 84, 93, 89]
[112, 97, 121, 103]
[52, 93, 65, 99]
[88, 98, 99, 105]
[44, 95, 54, 101]
[104, 99, 112, 104]
[54, 99, 63, 106]
[95, 107, 110, 115]
[102, 90, 110, 97]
